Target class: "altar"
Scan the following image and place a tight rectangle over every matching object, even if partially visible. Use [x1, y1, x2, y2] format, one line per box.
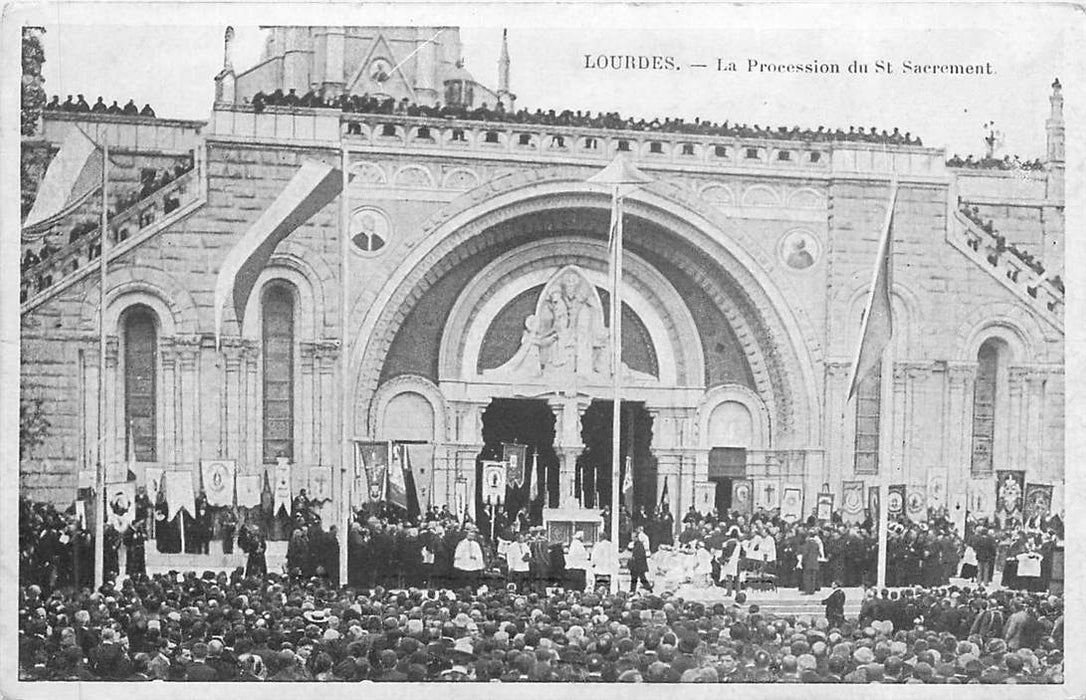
[542, 507, 603, 545]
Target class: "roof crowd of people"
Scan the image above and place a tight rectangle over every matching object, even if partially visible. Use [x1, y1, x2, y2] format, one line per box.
[44, 94, 156, 118]
[249, 88, 924, 147]
[947, 154, 1046, 171]
[959, 203, 1063, 293]
[19, 490, 1064, 683]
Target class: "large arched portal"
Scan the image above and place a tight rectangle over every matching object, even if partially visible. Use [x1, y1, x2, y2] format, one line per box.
[351, 177, 821, 524]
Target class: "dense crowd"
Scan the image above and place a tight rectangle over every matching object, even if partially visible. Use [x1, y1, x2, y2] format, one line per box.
[947, 154, 1046, 170]
[18, 570, 1063, 682]
[44, 94, 156, 118]
[249, 88, 924, 147]
[959, 203, 1063, 293]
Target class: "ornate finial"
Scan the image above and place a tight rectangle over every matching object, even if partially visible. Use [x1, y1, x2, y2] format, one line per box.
[223, 26, 235, 71]
[1052, 77, 1061, 90]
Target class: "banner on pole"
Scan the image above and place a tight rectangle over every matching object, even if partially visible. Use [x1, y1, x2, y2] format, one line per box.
[236, 475, 262, 508]
[357, 441, 389, 503]
[753, 478, 780, 512]
[165, 470, 195, 521]
[781, 485, 803, 522]
[995, 470, 1026, 520]
[1024, 483, 1053, 521]
[816, 492, 834, 521]
[695, 482, 716, 515]
[482, 461, 506, 503]
[308, 466, 334, 503]
[273, 458, 292, 515]
[887, 484, 906, 517]
[968, 477, 995, 517]
[503, 443, 527, 488]
[868, 486, 880, 521]
[78, 470, 96, 490]
[731, 479, 753, 515]
[201, 460, 236, 507]
[926, 471, 947, 512]
[906, 486, 927, 522]
[842, 481, 865, 523]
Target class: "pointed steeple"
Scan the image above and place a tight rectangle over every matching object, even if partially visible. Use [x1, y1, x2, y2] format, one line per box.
[214, 26, 237, 105]
[497, 29, 514, 110]
[1046, 77, 1064, 164]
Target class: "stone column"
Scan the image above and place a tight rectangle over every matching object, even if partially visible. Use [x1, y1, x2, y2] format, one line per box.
[242, 340, 260, 472]
[1024, 368, 1045, 472]
[159, 338, 177, 466]
[222, 340, 243, 461]
[176, 336, 202, 471]
[316, 341, 339, 467]
[944, 362, 976, 488]
[1006, 366, 1027, 470]
[548, 395, 586, 509]
[824, 361, 851, 480]
[298, 341, 317, 468]
[105, 337, 121, 462]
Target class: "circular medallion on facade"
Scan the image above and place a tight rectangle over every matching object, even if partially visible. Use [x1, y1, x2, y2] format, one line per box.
[887, 490, 904, 514]
[350, 208, 391, 256]
[370, 58, 392, 83]
[778, 229, 821, 270]
[907, 491, 925, 514]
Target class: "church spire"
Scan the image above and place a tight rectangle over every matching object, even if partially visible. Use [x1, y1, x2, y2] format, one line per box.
[1046, 77, 1064, 164]
[223, 26, 235, 72]
[214, 26, 237, 105]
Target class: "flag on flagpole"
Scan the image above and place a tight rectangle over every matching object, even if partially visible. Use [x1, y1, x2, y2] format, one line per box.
[659, 476, 669, 509]
[622, 455, 633, 505]
[847, 182, 899, 400]
[23, 125, 104, 230]
[529, 449, 539, 502]
[213, 161, 353, 343]
[388, 442, 409, 511]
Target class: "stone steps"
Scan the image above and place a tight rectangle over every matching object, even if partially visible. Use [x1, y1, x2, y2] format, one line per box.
[144, 540, 287, 576]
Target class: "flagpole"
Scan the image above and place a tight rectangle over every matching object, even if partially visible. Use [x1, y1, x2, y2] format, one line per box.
[94, 141, 109, 590]
[609, 186, 622, 594]
[875, 180, 898, 590]
[338, 145, 350, 585]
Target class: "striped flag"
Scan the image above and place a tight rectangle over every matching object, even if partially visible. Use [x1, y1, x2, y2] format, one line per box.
[529, 449, 539, 502]
[23, 126, 103, 230]
[847, 181, 899, 400]
[388, 442, 409, 511]
[659, 476, 669, 509]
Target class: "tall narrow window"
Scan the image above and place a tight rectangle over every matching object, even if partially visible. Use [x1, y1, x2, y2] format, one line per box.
[124, 307, 157, 462]
[853, 364, 881, 474]
[971, 340, 1000, 474]
[262, 285, 294, 463]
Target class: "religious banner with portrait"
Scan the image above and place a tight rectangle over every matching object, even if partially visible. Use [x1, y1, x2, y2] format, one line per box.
[816, 492, 834, 522]
[482, 461, 506, 503]
[868, 486, 880, 521]
[906, 486, 927, 522]
[995, 470, 1026, 521]
[308, 466, 334, 503]
[273, 458, 292, 516]
[841, 481, 865, 523]
[144, 467, 164, 509]
[926, 471, 948, 512]
[731, 478, 753, 515]
[201, 460, 236, 507]
[968, 477, 995, 518]
[752, 478, 780, 512]
[107, 482, 136, 533]
[235, 474, 262, 508]
[887, 484, 906, 517]
[503, 443, 527, 489]
[695, 482, 716, 515]
[780, 485, 803, 522]
[1024, 483, 1053, 521]
[357, 441, 390, 504]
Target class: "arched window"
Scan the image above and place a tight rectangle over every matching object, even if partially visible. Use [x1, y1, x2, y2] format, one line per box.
[262, 285, 294, 463]
[853, 364, 881, 474]
[123, 306, 157, 462]
[971, 338, 1004, 474]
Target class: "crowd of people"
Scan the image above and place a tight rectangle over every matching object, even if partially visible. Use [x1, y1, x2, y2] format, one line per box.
[947, 153, 1046, 170]
[959, 203, 1062, 294]
[249, 88, 924, 147]
[44, 94, 156, 118]
[18, 568, 1063, 683]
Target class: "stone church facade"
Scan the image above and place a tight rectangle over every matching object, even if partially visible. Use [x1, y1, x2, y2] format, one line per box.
[20, 27, 1065, 524]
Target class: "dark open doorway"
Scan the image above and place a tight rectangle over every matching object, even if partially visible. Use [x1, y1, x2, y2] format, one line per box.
[577, 401, 656, 514]
[477, 399, 559, 528]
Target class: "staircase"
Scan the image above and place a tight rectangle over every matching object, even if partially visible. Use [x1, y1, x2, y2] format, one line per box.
[20, 152, 206, 314]
[947, 209, 1063, 331]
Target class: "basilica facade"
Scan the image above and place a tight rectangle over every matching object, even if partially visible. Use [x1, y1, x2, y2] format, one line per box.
[19, 27, 1066, 527]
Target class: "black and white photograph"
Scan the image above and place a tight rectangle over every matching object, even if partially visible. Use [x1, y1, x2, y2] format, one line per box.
[3, 2, 1083, 694]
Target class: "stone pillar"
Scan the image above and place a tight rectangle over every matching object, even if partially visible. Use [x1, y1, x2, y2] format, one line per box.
[242, 340, 260, 472]
[824, 361, 851, 481]
[105, 337, 121, 462]
[298, 342, 317, 468]
[415, 27, 438, 104]
[159, 338, 178, 466]
[223, 340, 243, 461]
[316, 341, 339, 467]
[549, 395, 586, 509]
[1006, 366, 1027, 471]
[321, 27, 346, 96]
[176, 336, 202, 471]
[945, 362, 976, 483]
[1024, 368, 1045, 472]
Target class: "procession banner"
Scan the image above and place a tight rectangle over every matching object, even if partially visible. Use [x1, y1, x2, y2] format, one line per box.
[107, 482, 136, 532]
[201, 460, 236, 506]
[906, 486, 927, 522]
[927, 471, 948, 512]
[968, 476, 995, 518]
[273, 458, 292, 515]
[868, 486, 880, 521]
[949, 487, 968, 535]
[308, 466, 334, 503]
[235, 475, 262, 508]
[731, 479, 753, 515]
[695, 482, 716, 515]
[455, 476, 471, 524]
[165, 470, 196, 520]
[78, 469, 96, 490]
[1024, 483, 1053, 521]
[482, 460, 506, 503]
[105, 460, 130, 485]
[841, 481, 865, 523]
[887, 484, 906, 517]
[144, 467, 164, 509]
[357, 441, 389, 503]
[995, 470, 1026, 520]
[753, 478, 780, 512]
[816, 492, 834, 522]
[781, 485, 803, 522]
[502, 443, 527, 489]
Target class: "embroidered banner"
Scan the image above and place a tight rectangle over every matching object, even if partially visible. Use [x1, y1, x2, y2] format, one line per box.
[482, 461, 506, 503]
[273, 458, 292, 516]
[107, 482, 136, 532]
[503, 443, 527, 489]
[927, 472, 948, 511]
[887, 484, 906, 517]
[816, 492, 834, 521]
[201, 460, 236, 507]
[907, 486, 927, 522]
[995, 470, 1026, 518]
[731, 478, 753, 515]
[753, 478, 780, 512]
[695, 482, 717, 515]
[780, 485, 803, 522]
[1024, 483, 1053, 520]
[842, 481, 865, 523]
[357, 441, 389, 503]
[968, 476, 995, 517]
[235, 475, 263, 508]
[308, 466, 334, 503]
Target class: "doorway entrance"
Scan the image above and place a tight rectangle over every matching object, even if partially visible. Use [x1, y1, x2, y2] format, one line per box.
[577, 401, 656, 513]
[477, 398, 559, 527]
[709, 446, 747, 516]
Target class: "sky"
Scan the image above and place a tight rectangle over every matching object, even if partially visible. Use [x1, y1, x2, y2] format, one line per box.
[24, 4, 1083, 159]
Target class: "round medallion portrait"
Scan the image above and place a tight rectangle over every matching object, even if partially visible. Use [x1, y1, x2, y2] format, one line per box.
[779, 229, 821, 270]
